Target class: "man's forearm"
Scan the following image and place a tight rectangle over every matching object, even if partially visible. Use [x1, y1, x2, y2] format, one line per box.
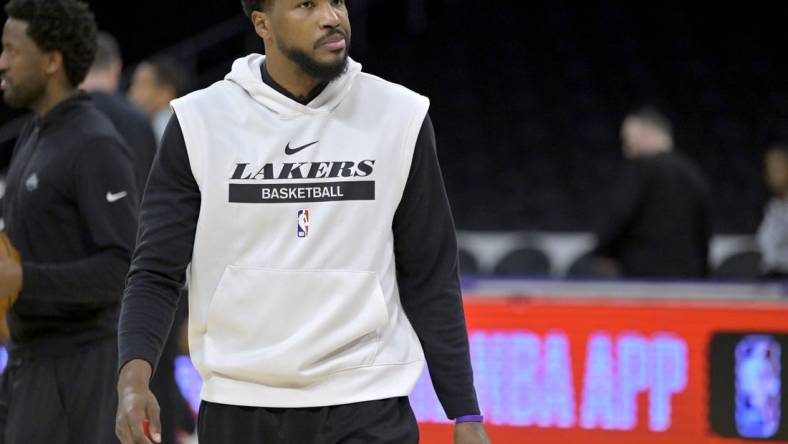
[21, 249, 130, 305]
[117, 273, 182, 373]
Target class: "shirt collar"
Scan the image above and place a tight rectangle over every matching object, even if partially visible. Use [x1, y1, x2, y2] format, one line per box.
[260, 61, 328, 106]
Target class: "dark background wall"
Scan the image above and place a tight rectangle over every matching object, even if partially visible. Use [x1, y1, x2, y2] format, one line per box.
[88, 2, 242, 65]
[2, 1, 787, 233]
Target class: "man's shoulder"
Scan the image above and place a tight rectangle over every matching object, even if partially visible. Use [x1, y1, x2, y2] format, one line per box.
[352, 73, 430, 120]
[651, 151, 711, 194]
[90, 92, 148, 122]
[662, 151, 707, 176]
[173, 79, 239, 106]
[89, 91, 153, 136]
[355, 72, 426, 101]
[60, 100, 134, 163]
[640, 151, 694, 171]
[63, 98, 124, 141]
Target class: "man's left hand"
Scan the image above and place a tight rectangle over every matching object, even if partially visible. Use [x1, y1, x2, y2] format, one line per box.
[0, 232, 22, 342]
[454, 422, 491, 444]
[0, 232, 22, 303]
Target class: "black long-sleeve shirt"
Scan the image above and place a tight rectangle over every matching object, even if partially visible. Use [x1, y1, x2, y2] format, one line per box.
[90, 91, 158, 195]
[594, 151, 713, 278]
[119, 107, 480, 418]
[3, 93, 139, 354]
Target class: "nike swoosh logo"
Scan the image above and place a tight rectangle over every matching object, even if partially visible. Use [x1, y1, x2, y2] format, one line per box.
[106, 191, 128, 203]
[285, 140, 319, 155]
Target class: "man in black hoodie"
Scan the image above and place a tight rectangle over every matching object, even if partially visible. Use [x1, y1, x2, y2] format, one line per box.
[0, 1, 137, 443]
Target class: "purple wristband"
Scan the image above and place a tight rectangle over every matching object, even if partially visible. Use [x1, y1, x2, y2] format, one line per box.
[455, 415, 483, 424]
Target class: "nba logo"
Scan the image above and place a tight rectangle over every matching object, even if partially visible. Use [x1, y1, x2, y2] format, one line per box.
[735, 335, 781, 438]
[297, 209, 310, 238]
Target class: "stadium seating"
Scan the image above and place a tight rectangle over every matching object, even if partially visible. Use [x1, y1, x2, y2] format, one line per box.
[458, 248, 480, 276]
[493, 247, 552, 277]
[712, 251, 763, 280]
[566, 251, 606, 278]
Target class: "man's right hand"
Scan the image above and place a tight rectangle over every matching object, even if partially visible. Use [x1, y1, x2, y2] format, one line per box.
[116, 359, 162, 444]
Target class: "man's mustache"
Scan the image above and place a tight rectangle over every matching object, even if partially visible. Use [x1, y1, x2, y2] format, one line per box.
[315, 29, 348, 48]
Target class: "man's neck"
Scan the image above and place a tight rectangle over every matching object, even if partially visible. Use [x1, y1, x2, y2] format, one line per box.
[263, 54, 323, 101]
[32, 85, 78, 119]
[262, 61, 327, 105]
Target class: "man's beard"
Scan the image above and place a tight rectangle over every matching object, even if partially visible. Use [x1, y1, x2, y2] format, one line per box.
[277, 34, 350, 83]
[2, 75, 46, 110]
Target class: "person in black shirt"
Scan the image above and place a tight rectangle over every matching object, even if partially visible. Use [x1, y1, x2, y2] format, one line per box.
[594, 107, 712, 278]
[0, 1, 137, 443]
[82, 31, 158, 195]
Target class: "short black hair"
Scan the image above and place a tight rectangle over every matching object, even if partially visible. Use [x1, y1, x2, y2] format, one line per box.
[4, 0, 97, 87]
[240, 0, 270, 18]
[92, 31, 121, 71]
[628, 105, 673, 136]
[143, 56, 191, 98]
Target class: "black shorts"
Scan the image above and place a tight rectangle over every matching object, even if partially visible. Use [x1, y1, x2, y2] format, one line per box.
[198, 397, 419, 444]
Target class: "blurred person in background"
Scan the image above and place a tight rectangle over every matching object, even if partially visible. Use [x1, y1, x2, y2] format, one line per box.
[115, 0, 489, 443]
[127, 56, 190, 142]
[757, 142, 788, 279]
[82, 31, 194, 444]
[593, 106, 712, 278]
[0, 0, 138, 443]
[81, 31, 157, 195]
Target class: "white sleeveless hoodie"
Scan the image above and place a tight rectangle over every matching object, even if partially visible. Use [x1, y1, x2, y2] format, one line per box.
[171, 54, 430, 407]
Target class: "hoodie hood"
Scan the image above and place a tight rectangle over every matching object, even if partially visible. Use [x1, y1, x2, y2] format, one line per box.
[225, 53, 361, 118]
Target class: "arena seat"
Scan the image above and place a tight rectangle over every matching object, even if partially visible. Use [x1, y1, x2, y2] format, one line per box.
[712, 251, 763, 280]
[493, 247, 552, 277]
[458, 248, 480, 276]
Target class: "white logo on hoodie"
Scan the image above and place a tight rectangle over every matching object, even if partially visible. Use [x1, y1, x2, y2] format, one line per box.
[25, 173, 39, 192]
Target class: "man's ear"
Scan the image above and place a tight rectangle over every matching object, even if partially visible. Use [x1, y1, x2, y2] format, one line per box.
[251, 10, 272, 41]
[44, 50, 63, 77]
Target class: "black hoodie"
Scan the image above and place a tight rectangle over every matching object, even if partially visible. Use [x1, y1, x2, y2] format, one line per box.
[3, 93, 138, 355]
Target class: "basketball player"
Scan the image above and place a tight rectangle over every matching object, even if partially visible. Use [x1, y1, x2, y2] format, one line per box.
[116, 1, 490, 443]
[0, 1, 138, 443]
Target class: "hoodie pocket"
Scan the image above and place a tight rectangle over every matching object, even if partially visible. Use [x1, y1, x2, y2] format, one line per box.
[203, 266, 389, 387]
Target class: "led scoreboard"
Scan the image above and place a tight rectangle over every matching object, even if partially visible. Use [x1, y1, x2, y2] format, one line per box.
[414, 296, 788, 444]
